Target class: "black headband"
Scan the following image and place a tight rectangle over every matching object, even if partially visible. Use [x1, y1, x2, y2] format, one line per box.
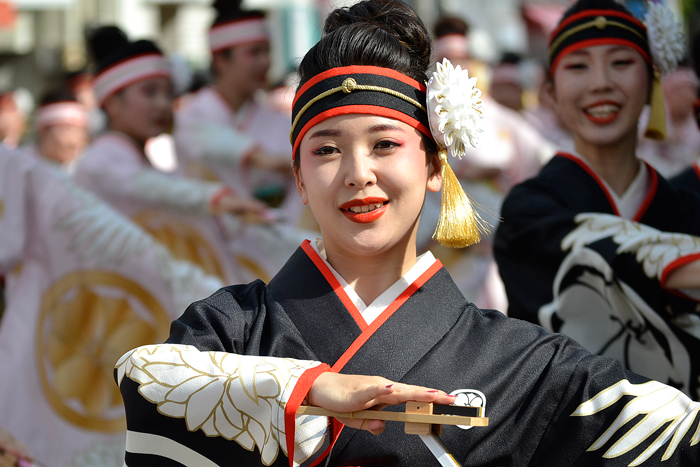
[548, 9, 650, 74]
[290, 65, 431, 157]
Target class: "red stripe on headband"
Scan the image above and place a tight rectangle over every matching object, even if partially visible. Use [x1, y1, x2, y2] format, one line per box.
[292, 104, 431, 158]
[549, 9, 646, 44]
[293, 66, 426, 109]
[550, 38, 651, 76]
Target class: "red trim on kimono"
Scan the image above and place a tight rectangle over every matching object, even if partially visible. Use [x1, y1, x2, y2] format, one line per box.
[300, 240, 367, 330]
[331, 260, 444, 372]
[557, 153, 621, 216]
[660, 252, 700, 300]
[693, 162, 700, 182]
[284, 363, 332, 467]
[633, 161, 658, 222]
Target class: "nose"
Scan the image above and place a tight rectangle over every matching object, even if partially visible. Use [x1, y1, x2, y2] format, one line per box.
[588, 59, 613, 93]
[343, 149, 376, 188]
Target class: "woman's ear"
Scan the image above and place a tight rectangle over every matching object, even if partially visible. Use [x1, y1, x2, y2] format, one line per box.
[427, 153, 442, 193]
[293, 164, 309, 205]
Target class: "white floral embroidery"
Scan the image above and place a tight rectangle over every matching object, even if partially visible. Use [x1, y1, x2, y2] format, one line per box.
[116, 344, 323, 466]
[427, 58, 484, 157]
[573, 379, 700, 466]
[562, 213, 700, 281]
[645, 3, 685, 75]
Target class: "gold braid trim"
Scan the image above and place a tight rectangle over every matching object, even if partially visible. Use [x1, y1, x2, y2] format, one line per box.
[548, 16, 647, 63]
[290, 77, 427, 144]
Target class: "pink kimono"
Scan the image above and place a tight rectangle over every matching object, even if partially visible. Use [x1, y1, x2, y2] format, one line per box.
[0, 148, 222, 467]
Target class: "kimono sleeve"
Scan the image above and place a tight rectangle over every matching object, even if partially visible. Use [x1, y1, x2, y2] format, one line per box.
[0, 151, 32, 273]
[531, 353, 700, 466]
[117, 285, 333, 467]
[494, 180, 578, 321]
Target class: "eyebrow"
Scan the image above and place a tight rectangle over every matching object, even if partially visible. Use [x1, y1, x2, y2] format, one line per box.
[309, 129, 342, 138]
[368, 123, 404, 133]
[308, 123, 404, 139]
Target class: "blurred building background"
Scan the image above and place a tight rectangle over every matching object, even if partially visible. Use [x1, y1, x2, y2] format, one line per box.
[0, 0, 692, 113]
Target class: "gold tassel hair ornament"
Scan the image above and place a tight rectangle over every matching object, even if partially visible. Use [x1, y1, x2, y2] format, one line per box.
[427, 59, 490, 248]
[643, 2, 686, 140]
[644, 69, 666, 140]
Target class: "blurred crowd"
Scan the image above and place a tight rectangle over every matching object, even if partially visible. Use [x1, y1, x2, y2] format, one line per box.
[1, 0, 700, 466]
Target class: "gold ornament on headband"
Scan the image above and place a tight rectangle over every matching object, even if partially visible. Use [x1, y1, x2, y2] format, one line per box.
[427, 58, 489, 248]
[644, 3, 685, 140]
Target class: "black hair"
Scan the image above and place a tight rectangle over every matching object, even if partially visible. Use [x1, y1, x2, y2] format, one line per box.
[433, 15, 469, 39]
[294, 0, 437, 166]
[559, 0, 633, 23]
[87, 25, 162, 74]
[39, 86, 78, 107]
[212, 0, 265, 28]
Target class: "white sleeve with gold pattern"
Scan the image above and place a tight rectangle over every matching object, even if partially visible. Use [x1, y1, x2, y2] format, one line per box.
[116, 344, 329, 466]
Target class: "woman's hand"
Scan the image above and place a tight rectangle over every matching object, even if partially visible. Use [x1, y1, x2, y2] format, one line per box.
[210, 192, 271, 222]
[307, 373, 456, 435]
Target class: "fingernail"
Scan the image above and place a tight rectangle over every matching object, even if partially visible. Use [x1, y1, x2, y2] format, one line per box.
[386, 384, 394, 388]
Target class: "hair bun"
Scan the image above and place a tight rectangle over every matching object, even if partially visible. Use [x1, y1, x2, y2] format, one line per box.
[88, 26, 129, 64]
[322, 0, 432, 80]
[212, 0, 243, 16]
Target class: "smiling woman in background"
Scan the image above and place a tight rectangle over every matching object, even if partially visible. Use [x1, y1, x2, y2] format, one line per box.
[495, 0, 700, 399]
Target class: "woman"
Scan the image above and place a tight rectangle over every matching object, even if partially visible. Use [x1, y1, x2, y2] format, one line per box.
[173, 0, 306, 281]
[495, 0, 700, 399]
[118, 1, 700, 466]
[73, 26, 265, 284]
[25, 87, 89, 172]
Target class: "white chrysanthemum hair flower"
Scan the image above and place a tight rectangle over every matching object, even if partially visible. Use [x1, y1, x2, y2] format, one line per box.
[645, 2, 685, 75]
[427, 58, 484, 159]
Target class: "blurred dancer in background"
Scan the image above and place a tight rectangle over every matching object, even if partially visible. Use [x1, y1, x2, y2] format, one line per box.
[0, 91, 26, 149]
[637, 66, 700, 177]
[495, 0, 700, 398]
[0, 146, 223, 467]
[25, 87, 89, 172]
[420, 14, 553, 310]
[174, 0, 312, 282]
[74, 26, 266, 286]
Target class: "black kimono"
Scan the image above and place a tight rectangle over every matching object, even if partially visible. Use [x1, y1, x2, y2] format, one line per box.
[494, 153, 700, 399]
[117, 238, 700, 466]
[670, 162, 700, 193]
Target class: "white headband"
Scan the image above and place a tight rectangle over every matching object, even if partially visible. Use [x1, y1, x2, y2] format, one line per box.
[93, 53, 171, 106]
[35, 102, 88, 130]
[209, 17, 269, 53]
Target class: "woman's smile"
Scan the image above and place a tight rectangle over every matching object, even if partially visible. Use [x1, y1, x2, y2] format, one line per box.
[583, 100, 621, 124]
[340, 197, 389, 223]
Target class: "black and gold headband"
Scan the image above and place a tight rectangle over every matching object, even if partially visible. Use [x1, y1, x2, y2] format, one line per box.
[548, 9, 651, 74]
[290, 65, 432, 157]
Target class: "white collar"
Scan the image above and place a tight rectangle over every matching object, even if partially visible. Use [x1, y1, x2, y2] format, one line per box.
[310, 238, 437, 325]
[566, 152, 651, 220]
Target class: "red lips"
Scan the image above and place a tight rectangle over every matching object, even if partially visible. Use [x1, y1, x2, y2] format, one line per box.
[339, 197, 388, 223]
[583, 101, 621, 124]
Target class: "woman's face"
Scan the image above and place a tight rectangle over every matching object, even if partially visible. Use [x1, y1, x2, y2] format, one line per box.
[216, 41, 271, 98]
[39, 124, 88, 165]
[295, 114, 441, 259]
[549, 44, 650, 150]
[105, 76, 173, 144]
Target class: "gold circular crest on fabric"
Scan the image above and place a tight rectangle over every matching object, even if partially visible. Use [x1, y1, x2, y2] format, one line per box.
[37, 270, 170, 432]
[132, 211, 226, 281]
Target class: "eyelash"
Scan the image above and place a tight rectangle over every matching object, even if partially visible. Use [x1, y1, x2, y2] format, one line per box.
[311, 140, 402, 155]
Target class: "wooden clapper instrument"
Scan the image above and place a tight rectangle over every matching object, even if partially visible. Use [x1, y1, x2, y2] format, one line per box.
[298, 402, 488, 466]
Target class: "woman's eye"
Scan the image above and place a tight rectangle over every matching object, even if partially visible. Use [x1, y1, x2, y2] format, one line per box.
[375, 140, 401, 151]
[613, 59, 634, 67]
[564, 62, 587, 70]
[312, 146, 339, 156]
